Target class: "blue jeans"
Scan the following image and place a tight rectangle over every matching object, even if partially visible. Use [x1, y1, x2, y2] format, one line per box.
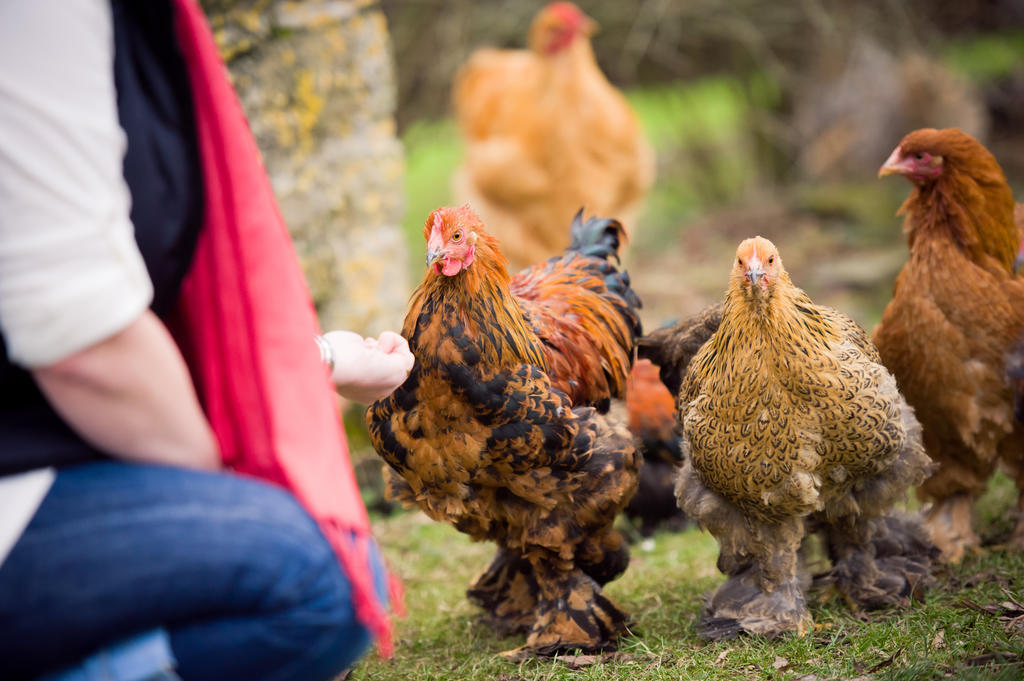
[0, 462, 384, 681]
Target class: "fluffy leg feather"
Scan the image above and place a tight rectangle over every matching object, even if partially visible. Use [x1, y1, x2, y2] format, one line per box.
[916, 427, 989, 562]
[467, 547, 538, 635]
[821, 399, 938, 604]
[501, 555, 630, 660]
[819, 401, 937, 602]
[823, 513, 937, 609]
[677, 461, 811, 639]
[576, 529, 631, 586]
[700, 564, 810, 640]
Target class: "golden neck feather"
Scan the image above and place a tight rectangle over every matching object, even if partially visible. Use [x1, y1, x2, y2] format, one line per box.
[406, 236, 547, 369]
[718, 272, 838, 355]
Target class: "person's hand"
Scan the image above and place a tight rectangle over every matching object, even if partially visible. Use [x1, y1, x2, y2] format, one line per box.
[322, 330, 415, 403]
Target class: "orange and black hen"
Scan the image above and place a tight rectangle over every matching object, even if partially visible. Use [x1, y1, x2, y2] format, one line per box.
[875, 128, 1024, 560]
[367, 205, 642, 658]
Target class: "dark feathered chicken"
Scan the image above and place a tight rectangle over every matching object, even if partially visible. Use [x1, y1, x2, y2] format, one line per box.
[622, 358, 688, 537]
[367, 206, 642, 658]
[637, 304, 723, 399]
[625, 308, 724, 538]
[1010, 336, 1024, 426]
[641, 237, 935, 639]
[1015, 203, 1023, 274]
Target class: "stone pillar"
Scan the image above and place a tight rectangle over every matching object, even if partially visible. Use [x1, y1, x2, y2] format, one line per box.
[201, 0, 409, 336]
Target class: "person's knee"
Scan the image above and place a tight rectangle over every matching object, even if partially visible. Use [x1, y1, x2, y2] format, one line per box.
[244, 486, 383, 670]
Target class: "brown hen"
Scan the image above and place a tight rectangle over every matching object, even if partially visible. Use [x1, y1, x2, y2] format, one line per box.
[642, 237, 935, 639]
[451, 2, 654, 270]
[875, 128, 1024, 561]
[366, 205, 642, 658]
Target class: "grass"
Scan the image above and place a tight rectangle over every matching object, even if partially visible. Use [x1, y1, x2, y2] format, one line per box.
[354, 472, 1024, 681]
[943, 29, 1024, 84]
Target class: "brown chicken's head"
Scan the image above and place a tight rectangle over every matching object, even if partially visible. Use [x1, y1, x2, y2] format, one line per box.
[731, 236, 784, 300]
[528, 2, 596, 55]
[878, 128, 1000, 187]
[423, 205, 487, 277]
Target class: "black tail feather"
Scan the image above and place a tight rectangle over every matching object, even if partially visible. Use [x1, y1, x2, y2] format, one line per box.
[567, 208, 627, 263]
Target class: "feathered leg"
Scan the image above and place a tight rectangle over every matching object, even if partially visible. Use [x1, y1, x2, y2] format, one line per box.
[822, 513, 936, 609]
[677, 462, 811, 639]
[822, 407, 937, 606]
[576, 528, 631, 586]
[922, 493, 980, 562]
[467, 547, 538, 635]
[917, 429, 989, 562]
[499, 552, 630, 660]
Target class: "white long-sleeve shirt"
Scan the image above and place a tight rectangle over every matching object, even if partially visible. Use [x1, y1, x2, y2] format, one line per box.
[0, 0, 153, 566]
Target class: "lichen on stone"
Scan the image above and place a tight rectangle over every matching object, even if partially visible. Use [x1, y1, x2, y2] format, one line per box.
[200, 0, 409, 336]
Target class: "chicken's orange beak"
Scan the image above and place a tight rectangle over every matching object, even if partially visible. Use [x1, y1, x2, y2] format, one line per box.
[878, 146, 908, 178]
[582, 16, 598, 37]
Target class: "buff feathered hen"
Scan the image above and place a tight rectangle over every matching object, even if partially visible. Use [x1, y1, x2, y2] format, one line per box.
[641, 237, 935, 639]
[366, 205, 641, 658]
[875, 128, 1024, 561]
[451, 2, 654, 270]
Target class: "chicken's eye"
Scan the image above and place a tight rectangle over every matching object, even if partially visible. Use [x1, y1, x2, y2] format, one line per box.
[737, 258, 744, 266]
[452, 231, 463, 242]
[914, 152, 925, 160]
[768, 256, 774, 264]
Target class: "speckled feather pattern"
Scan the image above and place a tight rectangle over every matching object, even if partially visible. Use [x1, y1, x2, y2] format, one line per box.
[680, 280, 910, 522]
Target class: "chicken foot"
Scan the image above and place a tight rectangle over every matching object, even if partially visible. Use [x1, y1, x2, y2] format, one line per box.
[499, 555, 630, 660]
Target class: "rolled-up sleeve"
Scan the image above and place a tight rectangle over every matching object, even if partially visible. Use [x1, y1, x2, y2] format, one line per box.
[0, 0, 153, 368]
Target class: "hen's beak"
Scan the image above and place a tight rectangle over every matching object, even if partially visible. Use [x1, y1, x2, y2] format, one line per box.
[878, 146, 908, 178]
[1014, 252, 1024, 276]
[582, 16, 598, 36]
[746, 266, 765, 287]
[426, 249, 445, 267]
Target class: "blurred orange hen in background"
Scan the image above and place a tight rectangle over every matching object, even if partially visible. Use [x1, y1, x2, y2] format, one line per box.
[451, 2, 654, 271]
